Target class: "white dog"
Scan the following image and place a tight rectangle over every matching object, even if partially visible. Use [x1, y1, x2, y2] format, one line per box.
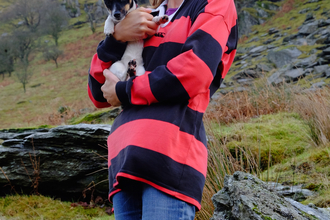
[103, 0, 168, 81]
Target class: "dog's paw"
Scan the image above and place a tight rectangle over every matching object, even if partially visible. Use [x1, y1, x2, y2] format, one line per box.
[127, 60, 137, 78]
[160, 15, 169, 24]
[153, 15, 169, 25]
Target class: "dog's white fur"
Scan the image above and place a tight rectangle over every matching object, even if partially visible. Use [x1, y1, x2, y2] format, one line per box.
[104, 2, 166, 81]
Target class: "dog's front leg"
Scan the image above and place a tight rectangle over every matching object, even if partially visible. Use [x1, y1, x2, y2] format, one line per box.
[104, 15, 114, 36]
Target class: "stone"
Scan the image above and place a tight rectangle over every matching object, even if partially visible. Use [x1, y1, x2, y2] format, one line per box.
[323, 47, 330, 55]
[294, 54, 317, 68]
[299, 8, 311, 14]
[0, 124, 111, 201]
[305, 13, 314, 22]
[256, 63, 273, 73]
[232, 69, 260, 81]
[249, 45, 267, 54]
[298, 21, 319, 35]
[267, 182, 316, 202]
[268, 27, 279, 35]
[238, 9, 259, 38]
[311, 82, 326, 88]
[263, 38, 276, 44]
[211, 172, 330, 220]
[267, 48, 302, 68]
[314, 65, 329, 75]
[284, 68, 305, 82]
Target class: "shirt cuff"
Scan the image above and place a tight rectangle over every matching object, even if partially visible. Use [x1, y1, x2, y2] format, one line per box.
[115, 81, 130, 105]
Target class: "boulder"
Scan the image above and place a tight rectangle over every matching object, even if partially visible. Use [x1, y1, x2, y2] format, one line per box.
[298, 21, 319, 35]
[0, 124, 111, 201]
[267, 48, 302, 68]
[211, 171, 330, 220]
[284, 68, 305, 82]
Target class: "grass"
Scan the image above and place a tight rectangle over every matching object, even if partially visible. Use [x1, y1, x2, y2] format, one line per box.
[0, 195, 115, 220]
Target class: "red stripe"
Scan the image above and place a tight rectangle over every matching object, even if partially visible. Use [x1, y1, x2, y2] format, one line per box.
[167, 50, 214, 100]
[130, 71, 158, 105]
[189, 13, 229, 54]
[107, 119, 208, 176]
[87, 84, 111, 108]
[221, 50, 236, 79]
[90, 53, 112, 84]
[187, 91, 210, 113]
[109, 173, 202, 210]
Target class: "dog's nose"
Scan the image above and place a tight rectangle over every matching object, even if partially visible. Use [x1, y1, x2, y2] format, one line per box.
[113, 11, 121, 20]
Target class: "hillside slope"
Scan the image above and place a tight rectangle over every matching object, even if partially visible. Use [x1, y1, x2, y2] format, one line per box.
[0, 0, 330, 129]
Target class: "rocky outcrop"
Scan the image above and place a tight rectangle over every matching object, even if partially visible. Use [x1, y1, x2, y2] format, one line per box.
[0, 124, 111, 201]
[211, 172, 330, 220]
[220, 4, 330, 94]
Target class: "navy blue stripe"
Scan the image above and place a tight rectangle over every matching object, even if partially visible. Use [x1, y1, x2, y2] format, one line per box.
[97, 35, 127, 62]
[148, 65, 190, 103]
[173, 0, 207, 24]
[183, 29, 222, 76]
[143, 42, 183, 71]
[88, 72, 107, 103]
[110, 103, 206, 145]
[209, 66, 223, 97]
[108, 146, 205, 203]
[225, 22, 238, 55]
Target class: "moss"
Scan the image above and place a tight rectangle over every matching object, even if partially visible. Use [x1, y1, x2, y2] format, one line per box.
[69, 108, 118, 125]
[0, 195, 114, 220]
[252, 205, 262, 215]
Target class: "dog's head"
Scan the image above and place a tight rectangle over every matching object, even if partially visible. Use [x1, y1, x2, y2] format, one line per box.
[103, 0, 137, 23]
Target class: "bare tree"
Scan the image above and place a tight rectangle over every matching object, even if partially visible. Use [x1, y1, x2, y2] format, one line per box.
[42, 1, 69, 46]
[43, 45, 63, 68]
[15, 59, 32, 93]
[0, 36, 15, 79]
[2, 0, 48, 33]
[84, 0, 108, 34]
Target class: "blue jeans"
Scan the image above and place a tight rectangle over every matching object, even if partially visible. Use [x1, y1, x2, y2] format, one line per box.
[112, 183, 196, 220]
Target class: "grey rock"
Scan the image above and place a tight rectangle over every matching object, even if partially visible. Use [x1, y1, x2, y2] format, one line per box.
[0, 124, 111, 200]
[237, 78, 254, 86]
[311, 81, 326, 88]
[286, 198, 330, 220]
[305, 12, 314, 22]
[294, 54, 317, 68]
[211, 172, 319, 220]
[256, 63, 273, 73]
[299, 8, 311, 14]
[267, 48, 302, 68]
[263, 38, 276, 44]
[323, 47, 330, 55]
[267, 182, 316, 202]
[232, 69, 260, 80]
[314, 65, 330, 74]
[283, 34, 299, 43]
[238, 10, 259, 38]
[249, 45, 267, 54]
[247, 36, 260, 43]
[299, 21, 319, 35]
[284, 68, 305, 82]
[268, 27, 279, 35]
[318, 19, 330, 27]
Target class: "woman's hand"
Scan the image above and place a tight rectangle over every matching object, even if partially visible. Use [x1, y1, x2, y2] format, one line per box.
[113, 7, 159, 42]
[101, 69, 121, 107]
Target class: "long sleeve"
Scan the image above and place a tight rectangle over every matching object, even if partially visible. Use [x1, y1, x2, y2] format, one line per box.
[115, 0, 238, 109]
[88, 34, 128, 108]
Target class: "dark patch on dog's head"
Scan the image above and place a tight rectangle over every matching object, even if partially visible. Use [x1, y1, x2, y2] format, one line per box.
[103, 0, 137, 22]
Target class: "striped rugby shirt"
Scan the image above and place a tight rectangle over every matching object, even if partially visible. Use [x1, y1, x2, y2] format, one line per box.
[88, 0, 238, 210]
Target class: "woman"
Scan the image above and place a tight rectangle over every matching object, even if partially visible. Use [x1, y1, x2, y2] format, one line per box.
[88, 0, 238, 219]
